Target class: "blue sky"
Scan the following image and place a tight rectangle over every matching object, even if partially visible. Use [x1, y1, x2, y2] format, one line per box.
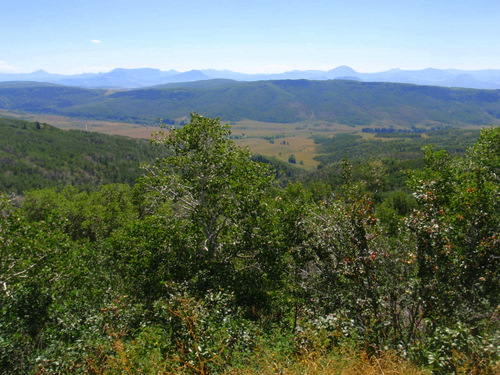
[1, 0, 499, 74]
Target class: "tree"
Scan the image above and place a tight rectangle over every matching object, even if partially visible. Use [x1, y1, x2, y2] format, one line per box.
[140, 114, 276, 292]
[407, 127, 499, 324]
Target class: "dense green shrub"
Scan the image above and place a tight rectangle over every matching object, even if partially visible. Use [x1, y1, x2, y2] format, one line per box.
[0, 119, 498, 374]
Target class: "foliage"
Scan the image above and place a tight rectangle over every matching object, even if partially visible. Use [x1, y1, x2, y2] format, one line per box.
[0, 192, 75, 373]
[137, 114, 278, 302]
[411, 320, 500, 374]
[406, 127, 499, 324]
[0, 118, 498, 374]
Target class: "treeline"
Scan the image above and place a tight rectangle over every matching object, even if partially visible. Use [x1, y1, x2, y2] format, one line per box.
[0, 117, 163, 193]
[0, 115, 498, 374]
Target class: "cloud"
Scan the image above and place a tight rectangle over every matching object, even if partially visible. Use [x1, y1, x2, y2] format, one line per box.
[0, 60, 20, 73]
[91, 40, 101, 43]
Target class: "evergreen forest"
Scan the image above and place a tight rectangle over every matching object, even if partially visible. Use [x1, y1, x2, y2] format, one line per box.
[1, 115, 499, 374]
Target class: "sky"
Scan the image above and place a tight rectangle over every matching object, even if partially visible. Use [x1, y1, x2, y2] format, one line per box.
[1, 0, 499, 75]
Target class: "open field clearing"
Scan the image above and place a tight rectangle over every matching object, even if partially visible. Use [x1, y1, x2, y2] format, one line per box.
[235, 135, 319, 169]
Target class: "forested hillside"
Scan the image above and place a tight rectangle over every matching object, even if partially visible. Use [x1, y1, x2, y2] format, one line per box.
[313, 128, 481, 165]
[1, 79, 500, 126]
[1, 115, 498, 374]
[0, 117, 162, 193]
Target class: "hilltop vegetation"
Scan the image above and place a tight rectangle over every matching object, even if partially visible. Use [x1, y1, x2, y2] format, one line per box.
[1, 79, 500, 127]
[0, 117, 162, 193]
[1, 115, 498, 374]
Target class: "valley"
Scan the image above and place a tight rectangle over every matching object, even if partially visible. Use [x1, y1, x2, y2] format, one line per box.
[2, 76, 498, 170]
[0, 78, 498, 373]
[3, 1, 499, 372]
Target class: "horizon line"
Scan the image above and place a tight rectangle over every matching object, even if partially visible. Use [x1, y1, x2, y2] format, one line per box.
[2, 65, 500, 77]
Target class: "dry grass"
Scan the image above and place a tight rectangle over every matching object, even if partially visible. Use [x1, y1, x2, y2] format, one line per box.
[87, 348, 429, 375]
[235, 135, 319, 169]
[225, 350, 428, 375]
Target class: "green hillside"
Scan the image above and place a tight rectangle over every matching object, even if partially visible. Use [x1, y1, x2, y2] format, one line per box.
[314, 128, 482, 165]
[0, 117, 162, 193]
[1, 79, 500, 127]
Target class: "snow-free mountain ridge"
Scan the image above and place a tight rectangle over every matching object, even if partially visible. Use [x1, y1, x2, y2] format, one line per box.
[1, 66, 500, 90]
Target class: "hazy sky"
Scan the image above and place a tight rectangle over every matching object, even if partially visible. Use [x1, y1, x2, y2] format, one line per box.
[1, 0, 499, 74]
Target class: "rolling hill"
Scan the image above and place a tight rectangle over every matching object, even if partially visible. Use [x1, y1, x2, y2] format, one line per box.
[0, 79, 499, 128]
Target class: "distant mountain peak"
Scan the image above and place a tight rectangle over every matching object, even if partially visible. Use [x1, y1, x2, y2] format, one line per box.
[329, 65, 357, 74]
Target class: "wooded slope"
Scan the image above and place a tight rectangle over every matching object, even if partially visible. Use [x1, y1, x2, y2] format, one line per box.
[1, 79, 499, 126]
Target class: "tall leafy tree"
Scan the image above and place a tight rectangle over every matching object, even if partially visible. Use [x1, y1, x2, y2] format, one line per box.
[140, 114, 276, 293]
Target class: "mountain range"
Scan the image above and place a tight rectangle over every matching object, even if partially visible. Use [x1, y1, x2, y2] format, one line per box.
[1, 66, 500, 90]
